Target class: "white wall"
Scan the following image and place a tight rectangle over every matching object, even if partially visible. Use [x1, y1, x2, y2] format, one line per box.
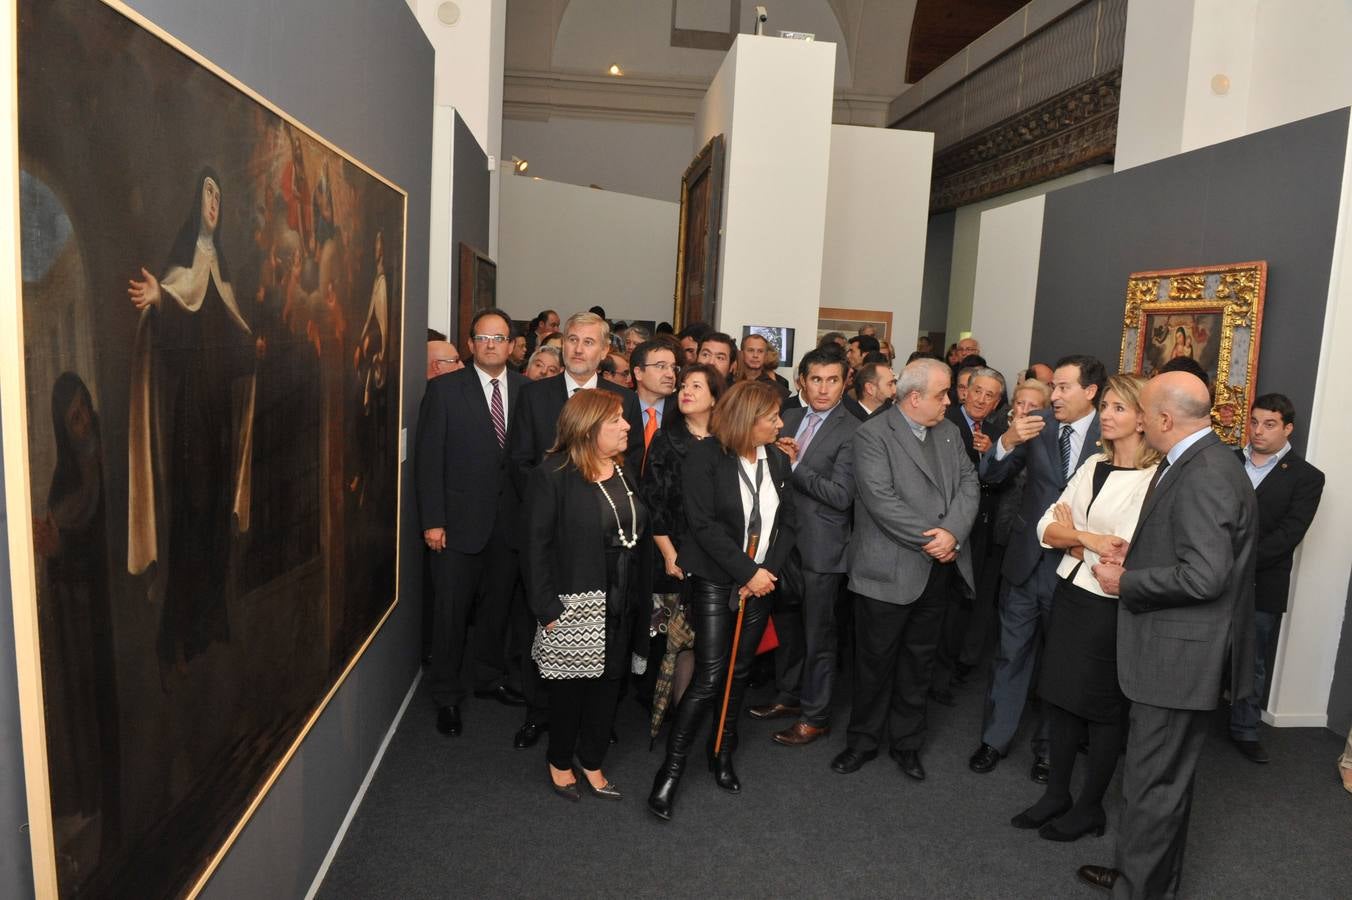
[695, 35, 836, 350]
[969, 195, 1047, 386]
[496, 175, 678, 325]
[501, 116, 696, 203]
[946, 166, 1112, 342]
[1117, 0, 1352, 171]
[820, 125, 933, 348]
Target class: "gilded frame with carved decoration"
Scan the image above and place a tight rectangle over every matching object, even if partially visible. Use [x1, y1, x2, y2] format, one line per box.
[1118, 261, 1267, 445]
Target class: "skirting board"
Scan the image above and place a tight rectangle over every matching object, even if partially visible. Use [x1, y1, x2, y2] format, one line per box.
[1262, 710, 1329, 728]
[304, 669, 423, 900]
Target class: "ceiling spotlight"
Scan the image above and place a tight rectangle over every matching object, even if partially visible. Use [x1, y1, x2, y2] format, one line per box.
[608, 64, 623, 76]
[510, 156, 528, 175]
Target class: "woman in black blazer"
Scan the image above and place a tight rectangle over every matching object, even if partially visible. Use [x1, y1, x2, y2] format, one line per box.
[647, 380, 796, 820]
[525, 390, 648, 802]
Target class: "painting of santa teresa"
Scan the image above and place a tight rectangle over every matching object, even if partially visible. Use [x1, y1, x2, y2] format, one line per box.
[13, 1, 405, 896]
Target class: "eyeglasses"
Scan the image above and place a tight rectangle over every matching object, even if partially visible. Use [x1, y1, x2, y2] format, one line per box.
[472, 334, 509, 344]
[435, 357, 460, 367]
[639, 362, 676, 372]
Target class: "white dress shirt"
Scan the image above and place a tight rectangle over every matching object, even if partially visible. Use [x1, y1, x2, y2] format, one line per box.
[474, 364, 509, 425]
[1037, 457, 1156, 597]
[564, 373, 598, 395]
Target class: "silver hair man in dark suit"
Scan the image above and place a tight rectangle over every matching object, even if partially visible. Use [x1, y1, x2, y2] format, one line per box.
[1077, 372, 1257, 898]
[830, 357, 979, 781]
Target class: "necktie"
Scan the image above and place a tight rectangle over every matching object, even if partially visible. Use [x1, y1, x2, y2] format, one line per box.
[641, 407, 658, 473]
[972, 419, 982, 435]
[1142, 458, 1171, 507]
[794, 413, 822, 469]
[1059, 423, 1073, 479]
[489, 378, 506, 448]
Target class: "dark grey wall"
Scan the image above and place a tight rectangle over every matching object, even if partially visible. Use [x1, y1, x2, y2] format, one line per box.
[1032, 108, 1349, 458]
[448, 113, 491, 345]
[0, 1, 431, 897]
[1328, 581, 1352, 736]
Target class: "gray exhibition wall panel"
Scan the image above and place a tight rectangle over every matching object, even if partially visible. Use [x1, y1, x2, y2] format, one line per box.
[1031, 108, 1349, 458]
[102, 1, 432, 897]
[450, 113, 491, 344]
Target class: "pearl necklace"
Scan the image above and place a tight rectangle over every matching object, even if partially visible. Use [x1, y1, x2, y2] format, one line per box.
[596, 465, 639, 549]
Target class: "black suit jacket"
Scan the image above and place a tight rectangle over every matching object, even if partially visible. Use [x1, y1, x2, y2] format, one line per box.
[1234, 448, 1325, 613]
[679, 438, 797, 587]
[414, 365, 523, 553]
[947, 404, 1011, 544]
[507, 373, 644, 499]
[844, 395, 891, 422]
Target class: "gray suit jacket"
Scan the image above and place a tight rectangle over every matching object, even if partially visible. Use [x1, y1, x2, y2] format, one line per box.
[980, 409, 1102, 586]
[847, 407, 979, 605]
[779, 403, 858, 573]
[1117, 431, 1258, 711]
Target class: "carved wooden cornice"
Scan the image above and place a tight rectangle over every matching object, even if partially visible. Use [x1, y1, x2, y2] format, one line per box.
[918, 67, 1120, 211]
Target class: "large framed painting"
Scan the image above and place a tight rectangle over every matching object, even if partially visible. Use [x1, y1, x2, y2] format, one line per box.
[672, 134, 726, 330]
[5, 1, 406, 897]
[817, 307, 894, 345]
[1119, 262, 1267, 445]
[456, 242, 496, 350]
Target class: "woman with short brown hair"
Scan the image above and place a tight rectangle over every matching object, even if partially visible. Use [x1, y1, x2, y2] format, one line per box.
[646, 380, 796, 820]
[526, 389, 648, 801]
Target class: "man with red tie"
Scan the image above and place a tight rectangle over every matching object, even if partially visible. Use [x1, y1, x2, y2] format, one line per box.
[631, 341, 679, 472]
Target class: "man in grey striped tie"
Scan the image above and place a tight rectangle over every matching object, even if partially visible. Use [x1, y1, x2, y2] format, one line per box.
[415, 308, 527, 739]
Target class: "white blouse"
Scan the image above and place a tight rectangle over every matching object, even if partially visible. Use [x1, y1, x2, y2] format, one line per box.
[1036, 456, 1157, 597]
[737, 446, 780, 565]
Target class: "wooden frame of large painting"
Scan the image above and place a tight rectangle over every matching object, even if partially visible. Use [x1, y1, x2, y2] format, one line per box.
[456, 242, 496, 350]
[672, 134, 726, 330]
[4, 1, 406, 897]
[1119, 262, 1267, 445]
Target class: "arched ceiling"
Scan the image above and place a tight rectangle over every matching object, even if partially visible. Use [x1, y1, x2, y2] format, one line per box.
[905, 0, 1026, 83]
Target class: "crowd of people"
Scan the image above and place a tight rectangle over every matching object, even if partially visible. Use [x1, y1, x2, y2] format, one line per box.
[414, 306, 1330, 898]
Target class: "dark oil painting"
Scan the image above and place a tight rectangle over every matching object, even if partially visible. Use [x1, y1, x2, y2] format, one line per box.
[14, 1, 404, 896]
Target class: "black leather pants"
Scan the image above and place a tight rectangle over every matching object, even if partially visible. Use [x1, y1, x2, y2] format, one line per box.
[664, 576, 772, 761]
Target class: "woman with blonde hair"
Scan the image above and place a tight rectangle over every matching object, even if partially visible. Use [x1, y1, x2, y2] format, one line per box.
[1011, 373, 1159, 841]
[525, 389, 648, 801]
[647, 380, 796, 820]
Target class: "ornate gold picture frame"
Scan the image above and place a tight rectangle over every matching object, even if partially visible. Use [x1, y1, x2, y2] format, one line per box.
[1118, 261, 1267, 445]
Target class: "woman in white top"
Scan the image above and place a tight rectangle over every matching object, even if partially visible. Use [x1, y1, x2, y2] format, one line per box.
[1011, 374, 1160, 841]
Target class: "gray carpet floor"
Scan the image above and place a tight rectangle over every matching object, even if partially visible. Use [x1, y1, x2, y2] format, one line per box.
[319, 661, 1352, 899]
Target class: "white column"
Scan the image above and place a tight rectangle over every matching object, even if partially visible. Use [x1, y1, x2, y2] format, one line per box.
[969, 195, 1046, 385]
[820, 125, 934, 350]
[695, 35, 836, 349]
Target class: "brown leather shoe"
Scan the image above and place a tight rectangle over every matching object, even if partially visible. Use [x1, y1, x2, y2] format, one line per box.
[748, 702, 801, 720]
[773, 721, 830, 746]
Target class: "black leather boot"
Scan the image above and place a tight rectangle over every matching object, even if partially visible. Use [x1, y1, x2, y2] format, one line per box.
[710, 747, 741, 793]
[647, 753, 685, 820]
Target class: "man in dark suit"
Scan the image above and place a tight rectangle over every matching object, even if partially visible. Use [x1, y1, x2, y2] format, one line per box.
[831, 358, 978, 781]
[749, 349, 858, 745]
[930, 366, 1009, 703]
[1077, 372, 1257, 897]
[969, 354, 1106, 781]
[1228, 393, 1324, 764]
[506, 311, 644, 748]
[415, 308, 525, 738]
[844, 360, 896, 422]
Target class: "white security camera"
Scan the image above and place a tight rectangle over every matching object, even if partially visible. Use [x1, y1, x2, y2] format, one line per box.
[754, 5, 768, 35]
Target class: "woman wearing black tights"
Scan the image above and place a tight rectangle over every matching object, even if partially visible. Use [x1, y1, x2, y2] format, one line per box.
[1011, 374, 1159, 841]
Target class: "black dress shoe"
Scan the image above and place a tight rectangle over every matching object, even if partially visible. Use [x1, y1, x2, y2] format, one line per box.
[830, 747, 878, 774]
[1076, 864, 1120, 892]
[1232, 739, 1270, 764]
[436, 705, 462, 736]
[1039, 817, 1105, 842]
[890, 748, 926, 781]
[513, 722, 547, 750]
[968, 743, 1004, 773]
[928, 688, 956, 707]
[1011, 798, 1071, 829]
[474, 684, 527, 707]
[1029, 756, 1051, 784]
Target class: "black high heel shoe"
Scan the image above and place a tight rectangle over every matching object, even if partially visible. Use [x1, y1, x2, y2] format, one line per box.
[710, 751, 741, 793]
[548, 766, 579, 802]
[1010, 798, 1071, 829]
[577, 767, 622, 800]
[1038, 816, 1106, 842]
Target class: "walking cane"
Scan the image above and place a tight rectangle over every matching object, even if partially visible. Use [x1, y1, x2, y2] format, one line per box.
[713, 533, 759, 756]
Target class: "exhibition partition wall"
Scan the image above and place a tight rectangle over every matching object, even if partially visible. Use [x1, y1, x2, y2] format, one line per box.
[1, 0, 435, 896]
[1030, 108, 1351, 732]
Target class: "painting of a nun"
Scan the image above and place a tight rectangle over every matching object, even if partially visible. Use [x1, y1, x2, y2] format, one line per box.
[127, 169, 262, 676]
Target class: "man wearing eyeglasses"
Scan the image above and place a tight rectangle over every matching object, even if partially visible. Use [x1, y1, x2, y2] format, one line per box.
[631, 340, 679, 472]
[425, 329, 463, 381]
[415, 308, 527, 740]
